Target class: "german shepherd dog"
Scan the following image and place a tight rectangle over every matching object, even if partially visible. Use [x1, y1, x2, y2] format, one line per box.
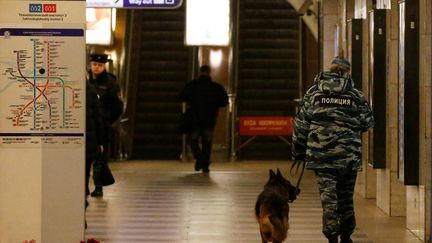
[255, 169, 300, 243]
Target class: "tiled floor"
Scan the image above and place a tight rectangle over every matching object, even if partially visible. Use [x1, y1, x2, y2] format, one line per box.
[85, 160, 424, 243]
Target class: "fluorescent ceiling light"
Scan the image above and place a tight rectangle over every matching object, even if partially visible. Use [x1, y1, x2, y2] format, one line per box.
[86, 8, 113, 45]
[186, 0, 230, 46]
[354, 0, 367, 19]
[376, 0, 391, 9]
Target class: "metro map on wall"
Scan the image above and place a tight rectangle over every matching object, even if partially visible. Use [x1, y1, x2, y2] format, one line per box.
[0, 28, 85, 147]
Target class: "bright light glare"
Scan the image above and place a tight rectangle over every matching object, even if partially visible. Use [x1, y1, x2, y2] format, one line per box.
[210, 49, 223, 68]
[377, 0, 391, 9]
[112, 8, 117, 32]
[108, 51, 117, 64]
[86, 8, 112, 45]
[354, 0, 367, 19]
[186, 0, 230, 46]
[86, 8, 96, 22]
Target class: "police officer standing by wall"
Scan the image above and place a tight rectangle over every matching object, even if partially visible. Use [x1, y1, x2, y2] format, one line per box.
[292, 57, 374, 243]
[87, 53, 123, 197]
[84, 79, 106, 228]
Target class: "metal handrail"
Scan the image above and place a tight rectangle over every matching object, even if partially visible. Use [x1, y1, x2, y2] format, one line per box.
[228, 93, 236, 161]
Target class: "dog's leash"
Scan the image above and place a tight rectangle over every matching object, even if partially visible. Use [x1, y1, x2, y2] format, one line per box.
[289, 160, 305, 203]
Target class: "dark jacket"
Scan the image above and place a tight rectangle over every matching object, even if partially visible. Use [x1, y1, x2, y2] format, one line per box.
[292, 71, 374, 171]
[86, 81, 106, 160]
[88, 70, 123, 125]
[179, 75, 229, 129]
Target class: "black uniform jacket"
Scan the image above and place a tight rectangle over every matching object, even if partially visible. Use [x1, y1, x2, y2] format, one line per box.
[86, 81, 107, 160]
[88, 70, 122, 125]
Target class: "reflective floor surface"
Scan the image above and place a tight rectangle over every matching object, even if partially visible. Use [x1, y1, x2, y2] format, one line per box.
[85, 161, 424, 243]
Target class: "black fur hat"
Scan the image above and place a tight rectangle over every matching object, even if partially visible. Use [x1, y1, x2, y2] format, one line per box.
[89, 53, 108, 63]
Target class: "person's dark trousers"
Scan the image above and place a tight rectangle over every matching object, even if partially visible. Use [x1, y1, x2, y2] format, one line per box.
[326, 234, 338, 243]
[85, 156, 94, 228]
[91, 142, 109, 197]
[91, 124, 112, 197]
[187, 127, 214, 172]
[314, 166, 358, 241]
[85, 157, 93, 196]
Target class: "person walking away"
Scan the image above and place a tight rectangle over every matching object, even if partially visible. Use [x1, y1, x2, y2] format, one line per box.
[292, 56, 374, 243]
[87, 53, 123, 197]
[179, 65, 229, 173]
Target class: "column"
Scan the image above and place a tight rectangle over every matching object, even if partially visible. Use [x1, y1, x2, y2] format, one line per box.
[0, 1, 86, 242]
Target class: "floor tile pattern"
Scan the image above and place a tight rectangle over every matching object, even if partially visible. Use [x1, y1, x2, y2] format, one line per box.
[85, 168, 372, 243]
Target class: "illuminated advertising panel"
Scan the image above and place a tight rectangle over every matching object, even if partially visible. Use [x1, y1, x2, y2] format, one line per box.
[86, 8, 113, 45]
[185, 0, 230, 46]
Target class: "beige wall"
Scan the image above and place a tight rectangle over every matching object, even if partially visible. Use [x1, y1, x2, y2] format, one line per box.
[328, 0, 432, 241]
[380, 0, 406, 217]
[347, 0, 378, 200]
[403, 0, 432, 240]
[321, 0, 338, 70]
[418, 0, 432, 240]
[0, 1, 86, 241]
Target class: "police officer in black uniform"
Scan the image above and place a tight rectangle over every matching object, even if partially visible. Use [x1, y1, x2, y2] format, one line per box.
[87, 53, 123, 197]
[85, 80, 106, 228]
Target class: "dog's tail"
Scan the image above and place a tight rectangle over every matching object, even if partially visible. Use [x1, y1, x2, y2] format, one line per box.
[260, 214, 288, 241]
[268, 215, 288, 241]
[259, 215, 274, 240]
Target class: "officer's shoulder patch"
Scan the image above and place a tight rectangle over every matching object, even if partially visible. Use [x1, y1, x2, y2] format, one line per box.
[316, 95, 354, 107]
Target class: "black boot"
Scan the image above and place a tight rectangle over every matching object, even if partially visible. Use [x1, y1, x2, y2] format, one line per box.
[201, 161, 210, 173]
[327, 234, 338, 243]
[194, 159, 202, 171]
[90, 186, 103, 197]
[202, 165, 210, 173]
[340, 235, 353, 243]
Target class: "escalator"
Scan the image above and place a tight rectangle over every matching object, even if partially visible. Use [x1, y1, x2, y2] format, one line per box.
[127, 8, 190, 160]
[236, 0, 300, 160]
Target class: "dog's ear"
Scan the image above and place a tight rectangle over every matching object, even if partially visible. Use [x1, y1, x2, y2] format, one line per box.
[269, 169, 276, 179]
[276, 168, 282, 178]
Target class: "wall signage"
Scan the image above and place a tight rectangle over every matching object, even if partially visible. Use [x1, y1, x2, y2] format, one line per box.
[239, 117, 293, 136]
[0, 1, 86, 147]
[86, 0, 183, 9]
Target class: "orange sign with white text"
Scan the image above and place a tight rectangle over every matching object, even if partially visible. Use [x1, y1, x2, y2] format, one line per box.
[239, 117, 293, 136]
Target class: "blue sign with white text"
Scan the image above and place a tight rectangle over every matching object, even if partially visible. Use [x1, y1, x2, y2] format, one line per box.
[124, 0, 182, 8]
[29, 4, 43, 12]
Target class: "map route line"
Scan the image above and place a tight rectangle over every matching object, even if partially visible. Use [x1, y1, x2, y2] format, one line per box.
[33, 39, 36, 127]
[7, 71, 76, 109]
[11, 41, 74, 128]
[46, 41, 52, 127]
[0, 26, 85, 147]
[9, 69, 74, 128]
[13, 49, 52, 127]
